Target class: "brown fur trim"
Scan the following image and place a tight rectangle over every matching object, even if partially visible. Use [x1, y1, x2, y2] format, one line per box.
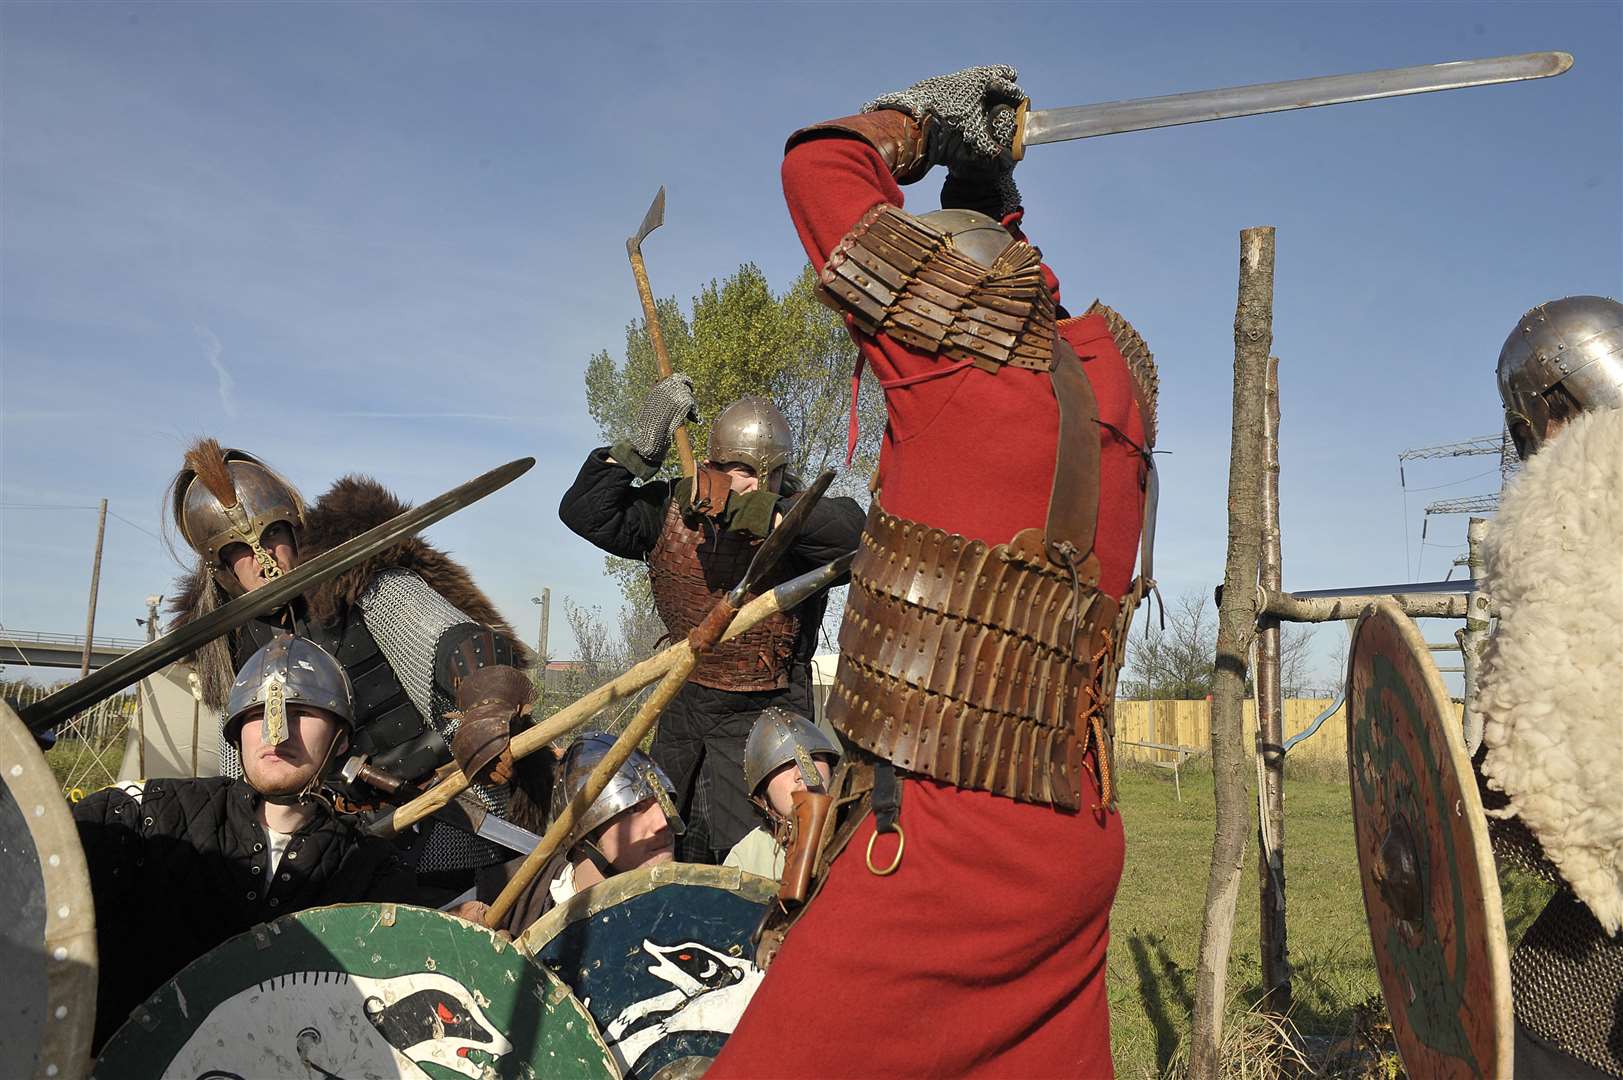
[300, 475, 525, 652]
[183, 437, 238, 507]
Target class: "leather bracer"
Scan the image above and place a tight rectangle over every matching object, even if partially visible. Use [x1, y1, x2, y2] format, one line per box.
[785, 109, 932, 185]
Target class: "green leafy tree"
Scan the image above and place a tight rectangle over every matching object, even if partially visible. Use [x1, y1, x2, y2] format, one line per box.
[582, 262, 883, 652]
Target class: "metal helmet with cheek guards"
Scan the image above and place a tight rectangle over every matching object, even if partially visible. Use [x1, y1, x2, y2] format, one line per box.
[915, 208, 1018, 271]
[549, 732, 685, 849]
[1497, 295, 1623, 455]
[224, 634, 355, 750]
[173, 438, 307, 597]
[707, 397, 794, 480]
[742, 706, 841, 801]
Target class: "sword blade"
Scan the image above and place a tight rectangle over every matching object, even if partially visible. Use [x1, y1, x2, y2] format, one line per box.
[20, 457, 534, 731]
[1023, 51, 1572, 147]
[433, 794, 542, 855]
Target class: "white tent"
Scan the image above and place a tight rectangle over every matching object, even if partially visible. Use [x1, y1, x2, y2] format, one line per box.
[117, 663, 220, 781]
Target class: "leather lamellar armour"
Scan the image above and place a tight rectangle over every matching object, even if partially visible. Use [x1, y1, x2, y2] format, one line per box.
[646, 499, 801, 692]
[827, 500, 1121, 811]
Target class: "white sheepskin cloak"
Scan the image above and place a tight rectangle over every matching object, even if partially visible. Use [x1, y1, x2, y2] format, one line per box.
[1479, 406, 1623, 933]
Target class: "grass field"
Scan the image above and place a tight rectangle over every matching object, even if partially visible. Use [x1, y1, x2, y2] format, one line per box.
[1107, 758, 1555, 1078]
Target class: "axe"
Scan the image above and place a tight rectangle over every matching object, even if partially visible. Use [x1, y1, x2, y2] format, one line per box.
[627, 187, 696, 478]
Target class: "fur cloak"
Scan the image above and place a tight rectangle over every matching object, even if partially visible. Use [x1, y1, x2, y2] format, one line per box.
[169, 475, 524, 709]
[1478, 407, 1623, 933]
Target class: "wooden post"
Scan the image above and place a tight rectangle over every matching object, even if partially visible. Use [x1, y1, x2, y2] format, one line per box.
[137, 594, 158, 776]
[79, 498, 108, 678]
[1458, 516, 1489, 752]
[1257, 355, 1291, 1012]
[1189, 227, 1275, 1079]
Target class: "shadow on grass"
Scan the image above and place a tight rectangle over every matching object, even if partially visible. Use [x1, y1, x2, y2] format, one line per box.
[1127, 931, 1194, 1071]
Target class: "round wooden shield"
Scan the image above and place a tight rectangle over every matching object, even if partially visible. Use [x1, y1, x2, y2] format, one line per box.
[0, 700, 97, 1080]
[517, 863, 776, 1080]
[92, 902, 618, 1080]
[1347, 601, 1512, 1079]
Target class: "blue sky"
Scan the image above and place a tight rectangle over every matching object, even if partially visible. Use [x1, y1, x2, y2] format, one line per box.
[3, 1, 1619, 684]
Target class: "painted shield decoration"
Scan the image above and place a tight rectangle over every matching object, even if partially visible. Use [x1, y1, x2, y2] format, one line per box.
[517, 863, 776, 1080]
[0, 700, 97, 1080]
[1347, 601, 1512, 1080]
[92, 902, 618, 1080]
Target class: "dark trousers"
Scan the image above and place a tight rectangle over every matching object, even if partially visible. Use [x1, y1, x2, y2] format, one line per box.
[651, 672, 813, 862]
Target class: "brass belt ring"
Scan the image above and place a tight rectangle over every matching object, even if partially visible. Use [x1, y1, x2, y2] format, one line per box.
[865, 824, 905, 876]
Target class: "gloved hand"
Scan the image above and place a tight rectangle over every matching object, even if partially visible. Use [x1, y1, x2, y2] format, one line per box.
[449, 666, 535, 787]
[629, 373, 699, 468]
[865, 65, 1025, 215]
[688, 463, 735, 518]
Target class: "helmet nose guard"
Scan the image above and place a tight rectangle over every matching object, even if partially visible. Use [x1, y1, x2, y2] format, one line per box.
[224, 634, 355, 749]
[742, 706, 842, 800]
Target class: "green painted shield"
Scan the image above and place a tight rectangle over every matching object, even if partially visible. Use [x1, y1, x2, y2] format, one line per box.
[1347, 601, 1511, 1080]
[92, 902, 618, 1080]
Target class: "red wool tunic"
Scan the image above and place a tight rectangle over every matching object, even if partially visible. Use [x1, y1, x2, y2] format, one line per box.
[708, 135, 1148, 1079]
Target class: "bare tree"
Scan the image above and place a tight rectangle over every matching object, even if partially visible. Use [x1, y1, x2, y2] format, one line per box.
[1121, 589, 1217, 699]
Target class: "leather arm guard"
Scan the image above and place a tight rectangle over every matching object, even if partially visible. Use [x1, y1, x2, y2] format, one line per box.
[785, 110, 933, 185]
[819, 203, 1056, 372]
[447, 664, 534, 787]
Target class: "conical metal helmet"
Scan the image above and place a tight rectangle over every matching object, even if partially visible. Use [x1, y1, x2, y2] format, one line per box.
[742, 706, 841, 800]
[707, 396, 794, 479]
[224, 635, 355, 749]
[173, 438, 307, 597]
[1497, 296, 1623, 454]
[549, 732, 685, 848]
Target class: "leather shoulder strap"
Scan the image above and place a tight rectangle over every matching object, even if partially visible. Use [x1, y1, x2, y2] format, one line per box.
[1044, 339, 1102, 558]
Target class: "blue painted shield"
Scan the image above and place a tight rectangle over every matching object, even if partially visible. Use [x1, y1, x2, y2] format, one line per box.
[517, 863, 776, 1080]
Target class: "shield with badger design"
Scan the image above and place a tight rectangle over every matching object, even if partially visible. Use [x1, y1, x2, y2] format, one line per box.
[92, 902, 616, 1079]
[517, 864, 776, 1080]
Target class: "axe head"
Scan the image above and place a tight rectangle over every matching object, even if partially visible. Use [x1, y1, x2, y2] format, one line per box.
[627, 186, 666, 255]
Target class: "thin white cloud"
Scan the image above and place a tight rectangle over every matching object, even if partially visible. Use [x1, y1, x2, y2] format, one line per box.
[193, 323, 236, 419]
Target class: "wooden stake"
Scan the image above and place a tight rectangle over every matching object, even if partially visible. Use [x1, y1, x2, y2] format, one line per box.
[1190, 227, 1274, 1079]
[1458, 517, 1489, 753]
[1257, 354, 1291, 1013]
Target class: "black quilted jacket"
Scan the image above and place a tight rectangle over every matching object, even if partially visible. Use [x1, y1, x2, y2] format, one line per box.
[73, 777, 414, 1050]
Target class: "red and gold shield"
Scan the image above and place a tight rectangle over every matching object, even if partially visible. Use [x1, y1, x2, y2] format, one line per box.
[1347, 600, 1511, 1079]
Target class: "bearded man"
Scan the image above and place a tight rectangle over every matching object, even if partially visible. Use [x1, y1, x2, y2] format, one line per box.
[559, 391, 863, 863]
[73, 636, 414, 1051]
[1476, 295, 1623, 1079]
[708, 65, 1158, 1078]
[165, 438, 526, 886]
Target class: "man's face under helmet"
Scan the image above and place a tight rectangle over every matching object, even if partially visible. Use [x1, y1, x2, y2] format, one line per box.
[172, 437, 306, 597]
[225, 635, 355, 800]
[1497, 295, 1623, 457]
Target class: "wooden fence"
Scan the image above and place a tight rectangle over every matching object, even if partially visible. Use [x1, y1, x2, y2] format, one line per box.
[1116, 698, 1345, 765]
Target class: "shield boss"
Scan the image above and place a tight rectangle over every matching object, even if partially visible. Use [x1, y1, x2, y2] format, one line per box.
[1347, 600, 1511, 1079]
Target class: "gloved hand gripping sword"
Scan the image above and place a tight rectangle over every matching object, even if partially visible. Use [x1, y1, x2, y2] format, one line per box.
[481, 469, 839, 931]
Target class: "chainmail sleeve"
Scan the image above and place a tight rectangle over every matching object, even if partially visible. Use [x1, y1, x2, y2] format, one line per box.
[359, 569, 512, 872]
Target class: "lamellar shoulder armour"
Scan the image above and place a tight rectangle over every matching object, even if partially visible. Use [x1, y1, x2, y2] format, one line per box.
[647, 498, 801, 692]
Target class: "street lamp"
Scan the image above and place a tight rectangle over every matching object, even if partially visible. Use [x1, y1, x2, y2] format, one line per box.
[530, 589, 551, 666]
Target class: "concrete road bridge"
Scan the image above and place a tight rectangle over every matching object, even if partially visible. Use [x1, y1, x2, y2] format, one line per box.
[0, 629, 142, 669]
